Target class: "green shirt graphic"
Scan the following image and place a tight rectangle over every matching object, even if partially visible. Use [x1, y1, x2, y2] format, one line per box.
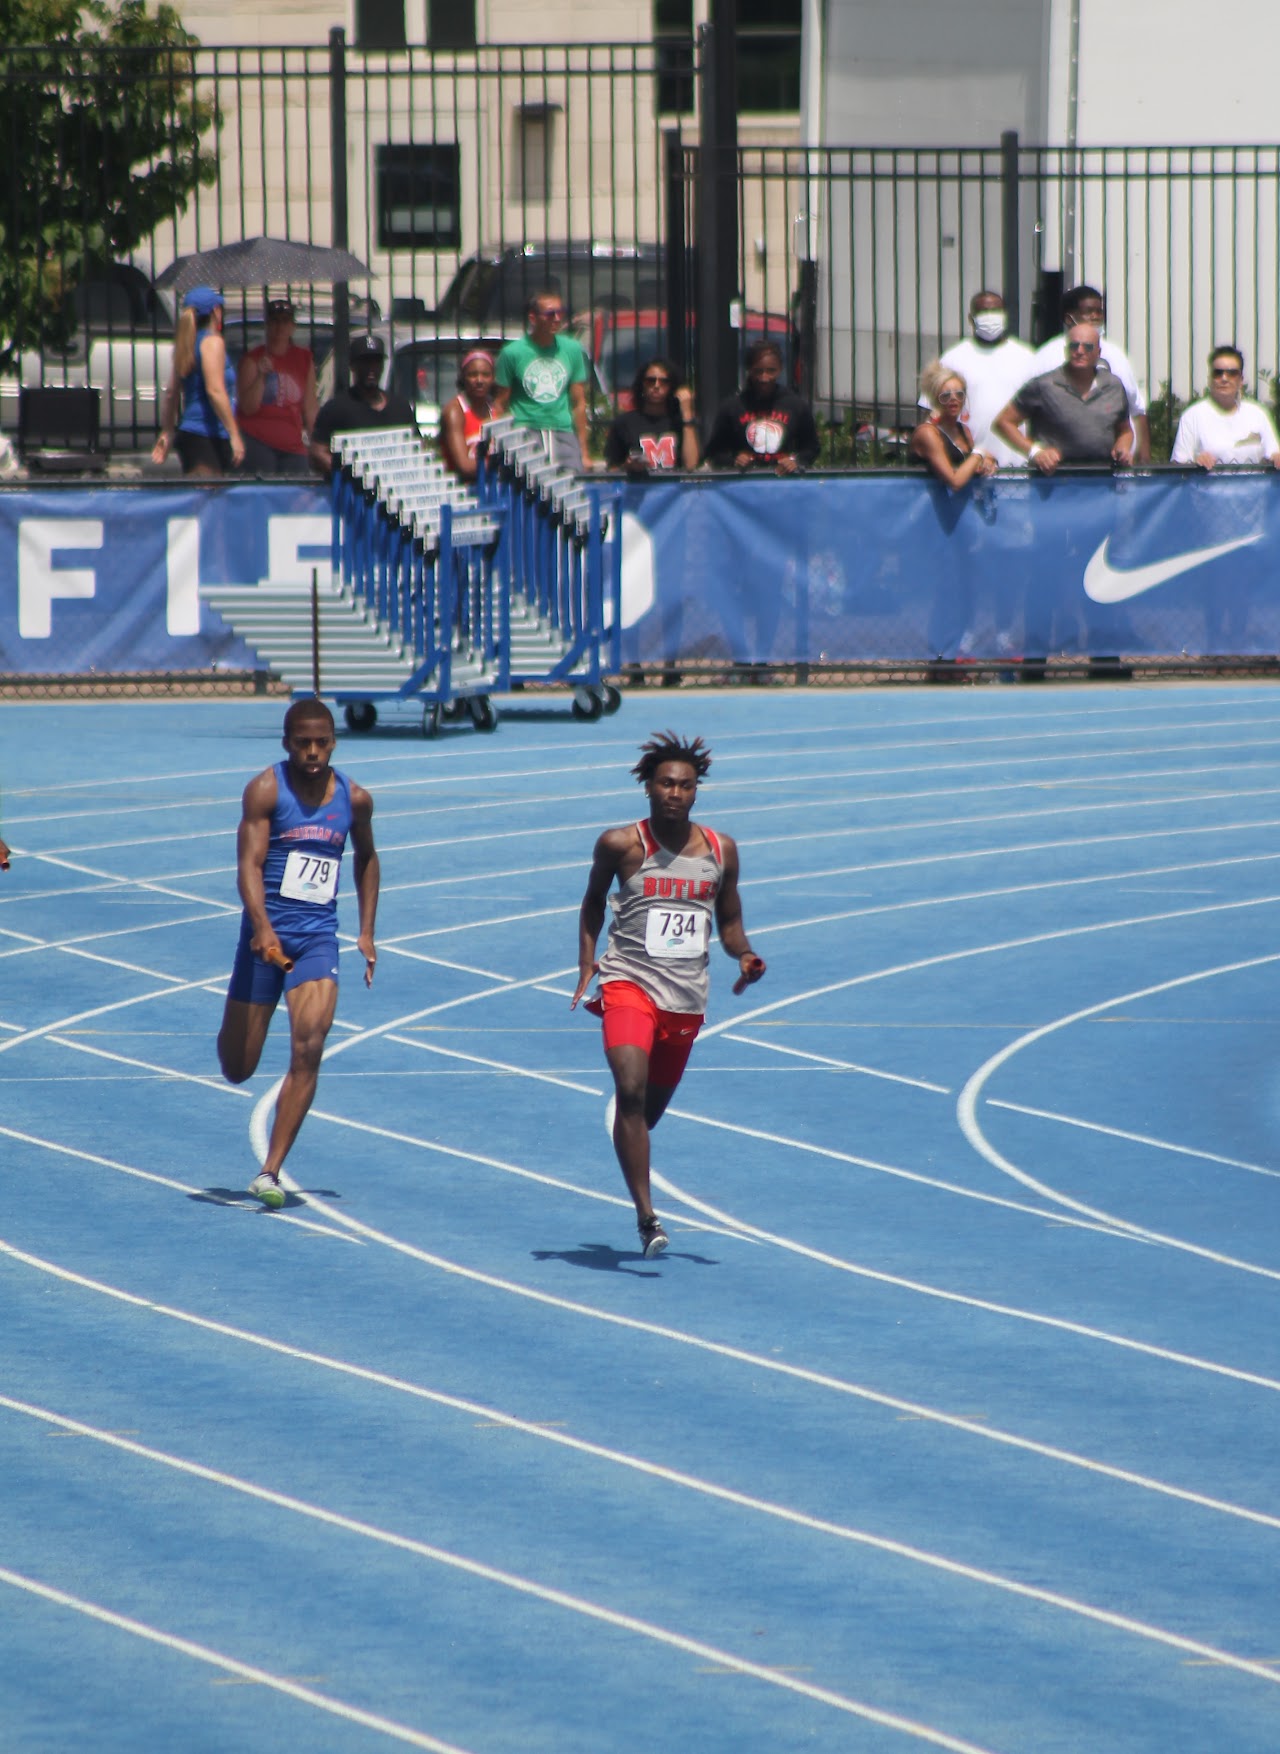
[496, 333, 588, 432]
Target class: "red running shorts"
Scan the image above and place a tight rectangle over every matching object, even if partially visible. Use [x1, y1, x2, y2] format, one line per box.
[594, 980, 704, 1087]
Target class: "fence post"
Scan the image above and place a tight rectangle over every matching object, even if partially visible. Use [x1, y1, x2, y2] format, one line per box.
[664, 128, 688, 377]
[697, 1, 738, 420]
[1000, 130, 1021, 336]
[329, 25, 350, 392]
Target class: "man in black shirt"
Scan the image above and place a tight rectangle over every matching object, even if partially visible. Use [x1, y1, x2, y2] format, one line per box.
[705, 341, 819, 474]
[308, 334, 417, 477]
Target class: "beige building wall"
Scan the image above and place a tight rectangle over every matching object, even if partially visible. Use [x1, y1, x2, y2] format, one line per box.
[161, 2, 801, 324]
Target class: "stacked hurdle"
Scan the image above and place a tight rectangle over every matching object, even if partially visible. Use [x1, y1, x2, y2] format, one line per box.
[476, 418, 623, 721]
[327, 426, 506, 734]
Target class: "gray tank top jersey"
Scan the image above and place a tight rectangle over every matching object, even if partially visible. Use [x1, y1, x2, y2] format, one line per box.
[597, 819, 725, 1014]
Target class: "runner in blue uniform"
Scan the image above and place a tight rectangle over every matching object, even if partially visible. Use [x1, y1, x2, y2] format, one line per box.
[217, 699, 379, 1207]
[572, 731, 765, 1257]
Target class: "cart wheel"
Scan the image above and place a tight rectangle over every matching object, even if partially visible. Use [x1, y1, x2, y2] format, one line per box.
[601, 684, 623, 715]
[571, 687, 605, 722]
[422, 701, 441, 738]
[344, 701, 377, 732]
[468, 695, 498, 732]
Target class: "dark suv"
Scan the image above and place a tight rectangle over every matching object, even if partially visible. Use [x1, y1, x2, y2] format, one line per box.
[433, 242, 664, 326]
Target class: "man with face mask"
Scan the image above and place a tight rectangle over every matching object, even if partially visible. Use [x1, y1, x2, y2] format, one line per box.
[920, 290, 1035, 467]
[1030, 285, 1150, 463]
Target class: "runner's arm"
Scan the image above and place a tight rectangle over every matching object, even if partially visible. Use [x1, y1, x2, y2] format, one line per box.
[236, 771, 282, 960]
[571, 830, 626, 1007]
[349, 784, 380, 987]
[713, 835, 765, 988]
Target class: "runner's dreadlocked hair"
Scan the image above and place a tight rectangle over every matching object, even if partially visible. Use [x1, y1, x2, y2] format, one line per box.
[631, 730, 712, 785]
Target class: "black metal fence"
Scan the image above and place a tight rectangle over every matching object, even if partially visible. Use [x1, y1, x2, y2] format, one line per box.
[5, 25, 1280, 459]
[690, 139, 1280, 456]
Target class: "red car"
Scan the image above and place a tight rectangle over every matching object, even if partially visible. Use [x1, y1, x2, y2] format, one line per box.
[571, 307, 796, 409]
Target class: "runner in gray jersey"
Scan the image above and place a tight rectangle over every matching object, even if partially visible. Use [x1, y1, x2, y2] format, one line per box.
[572, 731, 765, 1258]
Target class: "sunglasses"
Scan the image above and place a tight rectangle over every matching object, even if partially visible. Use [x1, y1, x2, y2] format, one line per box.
[1212, 366, 1242, 377]
[642, 374, 671, 386]
[1067, 341, 1097, 353]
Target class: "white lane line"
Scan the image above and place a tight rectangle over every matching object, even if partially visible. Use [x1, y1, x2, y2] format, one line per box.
[654, 1106, 1131, 1239]
[0, 1123, 362, 1244]
[696, 894, 1280, 1043]
[721, 1032, 950, 1094]
[9, 1237, 1280, 1545]
[30, 780, 1280, 859]
[0, 1564, 476, 1753]
[0, 908, 237, 962]
[0, 1457, 1001, 1750]
[6, 1393, 1279, 1711]
[957, 954, 1280, 1264]
[987, 1100, 1280, 1184]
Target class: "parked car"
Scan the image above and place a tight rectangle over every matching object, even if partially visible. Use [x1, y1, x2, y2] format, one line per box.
[314, 326, 514, 437]
[432, 241, 664, 328]
[0, 260, 175, 448]
[569, 306, 798, 408]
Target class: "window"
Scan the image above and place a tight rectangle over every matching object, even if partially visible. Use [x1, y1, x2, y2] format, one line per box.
[375, 144, 461, 250]
[654, 0, 695, 115]
[737, 0, 802, 112]
[355, 0, 406, 50]
[427, 0, 476, 49]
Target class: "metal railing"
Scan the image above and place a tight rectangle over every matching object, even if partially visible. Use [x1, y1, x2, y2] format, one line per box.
[5, 21, 1280, 463]
[689, 138, 1280, 458]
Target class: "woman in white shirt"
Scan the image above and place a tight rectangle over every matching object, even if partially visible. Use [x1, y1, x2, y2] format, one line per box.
[1172, 346, 1280, 468]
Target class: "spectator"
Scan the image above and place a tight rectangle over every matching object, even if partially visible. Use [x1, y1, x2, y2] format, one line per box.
[705, 340, 820, 474]
[439, 349, 496, 480]
[309, 335, 416, 478]
[604, 356, 696, 689]
[236, 298, 318, 475]
[1171, 345, 1280, 470]
[910, 361, 998, 490]
[993, 325, 1133, 470]
[603, 356, 699, 474]
[152, 286, 245, 477]
[1030, 284, 1150, 463]
[920, 290, 1035, 466]
[493, 290, 591, 473]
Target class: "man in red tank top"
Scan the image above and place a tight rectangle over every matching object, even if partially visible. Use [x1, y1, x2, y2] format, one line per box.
[573, 731, 765, 1258]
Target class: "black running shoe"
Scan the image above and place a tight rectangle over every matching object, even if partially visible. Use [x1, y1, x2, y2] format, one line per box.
[638, 1215, 669, 1259]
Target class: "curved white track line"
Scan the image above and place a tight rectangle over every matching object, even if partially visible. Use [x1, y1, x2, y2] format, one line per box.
[6, 1392, 1279, 1712]
[0, 1456, 1001, 1752]
[957, 953, 1280, 1257]
[7, 1236, 1280, 1548]
[0, 1565, 476, 1753]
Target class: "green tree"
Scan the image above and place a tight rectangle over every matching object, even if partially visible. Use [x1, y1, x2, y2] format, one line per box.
[0, 0, 217, 363]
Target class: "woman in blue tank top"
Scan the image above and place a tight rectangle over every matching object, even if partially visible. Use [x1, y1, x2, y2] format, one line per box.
[152, 285, 245, 477]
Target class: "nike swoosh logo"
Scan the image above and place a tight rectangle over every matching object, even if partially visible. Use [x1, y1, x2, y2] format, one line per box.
[1084, 533, 1263, 602]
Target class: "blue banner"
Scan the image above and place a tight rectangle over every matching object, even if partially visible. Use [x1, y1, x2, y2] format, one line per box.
[3, 472, 1279, 674]
[0, 482, 329, 673]
[615, 471, 1280, 662]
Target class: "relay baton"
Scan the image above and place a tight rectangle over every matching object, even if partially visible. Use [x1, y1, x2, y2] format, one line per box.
[264, 944, 294, 973]
[732, 955, 765, 996]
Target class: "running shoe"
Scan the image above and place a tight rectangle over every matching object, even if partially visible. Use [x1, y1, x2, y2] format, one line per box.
[248, 1172, 285, 1210]
[638, 1215, 669, 1259]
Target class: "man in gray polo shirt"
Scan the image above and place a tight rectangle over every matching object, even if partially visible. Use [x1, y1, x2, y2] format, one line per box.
[993, 324, 1133, 471]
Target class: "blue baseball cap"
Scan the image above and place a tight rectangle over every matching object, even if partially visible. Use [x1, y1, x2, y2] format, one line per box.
[182, 285, 224, 315]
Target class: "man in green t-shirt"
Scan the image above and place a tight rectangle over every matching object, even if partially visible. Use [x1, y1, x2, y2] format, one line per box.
[494, 289, 591, 471]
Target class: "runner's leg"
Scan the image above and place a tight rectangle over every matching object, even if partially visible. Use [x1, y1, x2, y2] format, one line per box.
[259, 977, 339, 1179]
[606, 1042, 661, 1224]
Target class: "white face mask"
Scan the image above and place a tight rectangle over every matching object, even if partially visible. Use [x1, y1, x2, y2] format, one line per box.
[972, 311, 1007, 342]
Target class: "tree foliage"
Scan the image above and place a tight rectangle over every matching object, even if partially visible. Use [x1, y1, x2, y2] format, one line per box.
[0, 0, 218, 361]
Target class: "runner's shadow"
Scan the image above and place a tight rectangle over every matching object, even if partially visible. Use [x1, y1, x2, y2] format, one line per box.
[531, 1242, 718, 1274]
[190, 1186, 342, 1211]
